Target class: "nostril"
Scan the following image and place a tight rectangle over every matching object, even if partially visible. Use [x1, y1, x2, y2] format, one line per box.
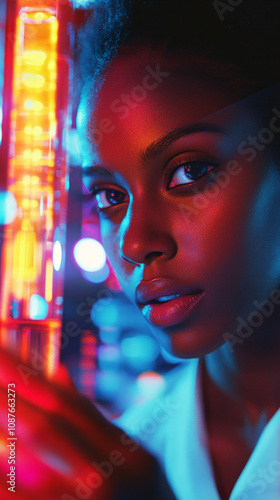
[145, 251, 164, 263]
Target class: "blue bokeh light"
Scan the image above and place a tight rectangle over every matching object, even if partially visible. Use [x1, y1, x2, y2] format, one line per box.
[0, 191, 17, 224]
[91, 301, 119, 328]
[81, 263, 110, 283]
[121, 335, 159, 363]
[30, 294, 48, 320]
[72, 0, 95, 8]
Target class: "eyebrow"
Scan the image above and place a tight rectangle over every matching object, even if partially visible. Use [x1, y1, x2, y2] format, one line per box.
[82, 165, 113, 178]
[141, 122, 225, 163]
[82, 122, 225, 177]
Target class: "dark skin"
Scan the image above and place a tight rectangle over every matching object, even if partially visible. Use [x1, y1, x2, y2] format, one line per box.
[78, 47, 280, 499]
[1, 46, 280, 499]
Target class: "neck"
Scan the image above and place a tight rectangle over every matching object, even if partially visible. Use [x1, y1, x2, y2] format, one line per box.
[201, 319, 280, 500]
[203, 322, 280, 427]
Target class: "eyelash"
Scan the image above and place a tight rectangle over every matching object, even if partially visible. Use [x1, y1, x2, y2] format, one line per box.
[81, 186, 127, 212]
[167, 157, 217, 189]
[83, 157, 217, 212]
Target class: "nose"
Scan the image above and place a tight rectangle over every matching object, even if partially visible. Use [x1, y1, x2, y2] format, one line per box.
[119, 202, 177, 266]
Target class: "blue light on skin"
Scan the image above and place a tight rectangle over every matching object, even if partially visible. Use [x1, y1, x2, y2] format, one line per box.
[73, 238, 106, 272]
[30, 295, 48, 320]
[66, 128, 82, 166]
[0, 191, 17, 224]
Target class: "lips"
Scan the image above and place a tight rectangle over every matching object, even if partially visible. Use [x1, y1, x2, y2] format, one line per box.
[136, 278, 204, 328]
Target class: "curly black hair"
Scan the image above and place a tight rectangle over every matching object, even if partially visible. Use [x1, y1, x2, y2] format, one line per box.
[76, 0, 280, 97]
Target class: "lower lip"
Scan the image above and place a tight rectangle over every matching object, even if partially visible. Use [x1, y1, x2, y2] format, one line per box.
[140, 292, 204, 328]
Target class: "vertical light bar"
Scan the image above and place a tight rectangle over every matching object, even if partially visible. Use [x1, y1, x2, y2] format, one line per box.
[79, 330, 97, 402]
[0, 1, 6, 147]
[45, 258, 53, 302]
[0, 0, 71, 377]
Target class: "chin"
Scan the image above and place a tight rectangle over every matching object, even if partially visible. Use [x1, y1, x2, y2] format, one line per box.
[154, 325, 225, 360]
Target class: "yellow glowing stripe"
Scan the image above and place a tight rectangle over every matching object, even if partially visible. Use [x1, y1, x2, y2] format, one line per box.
[14, 282, 24, 301]
[45, 327, 59, 378]
[2, 4, 60, 323]
[13, 227, 37, 282]
[45, 259, 53, 302]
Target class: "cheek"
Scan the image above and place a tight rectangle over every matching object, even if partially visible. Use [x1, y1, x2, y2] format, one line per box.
[100, 217, 132, 287]
[175, 159, 280, 304]
[100, 218, 119, 264]
[170, 196, 246, 290]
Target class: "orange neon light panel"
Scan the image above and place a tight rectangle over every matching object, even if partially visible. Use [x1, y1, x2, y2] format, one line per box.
[0, 1, 71, 376]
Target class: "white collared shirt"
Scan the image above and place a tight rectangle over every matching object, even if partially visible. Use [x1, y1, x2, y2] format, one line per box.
[116, 358, 280, 500]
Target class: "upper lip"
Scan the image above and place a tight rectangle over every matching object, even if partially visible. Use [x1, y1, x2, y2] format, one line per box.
[135, 278, 203, 306]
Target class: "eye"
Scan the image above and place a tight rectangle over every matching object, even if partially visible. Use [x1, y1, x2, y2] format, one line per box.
[95, 188, 127, 210]
[168, 160, 215, 189]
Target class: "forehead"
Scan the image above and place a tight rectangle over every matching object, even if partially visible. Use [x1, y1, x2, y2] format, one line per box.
[77, 48, 256, 165]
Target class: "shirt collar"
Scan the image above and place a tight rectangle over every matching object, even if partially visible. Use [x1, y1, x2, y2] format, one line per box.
[166, 358, 280, 500]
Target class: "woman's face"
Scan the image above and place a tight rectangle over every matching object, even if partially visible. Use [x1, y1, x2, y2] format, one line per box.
[78, 49, 280, 359]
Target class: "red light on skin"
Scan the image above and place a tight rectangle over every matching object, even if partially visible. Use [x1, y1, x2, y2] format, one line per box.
[104, 261, 122, 291]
